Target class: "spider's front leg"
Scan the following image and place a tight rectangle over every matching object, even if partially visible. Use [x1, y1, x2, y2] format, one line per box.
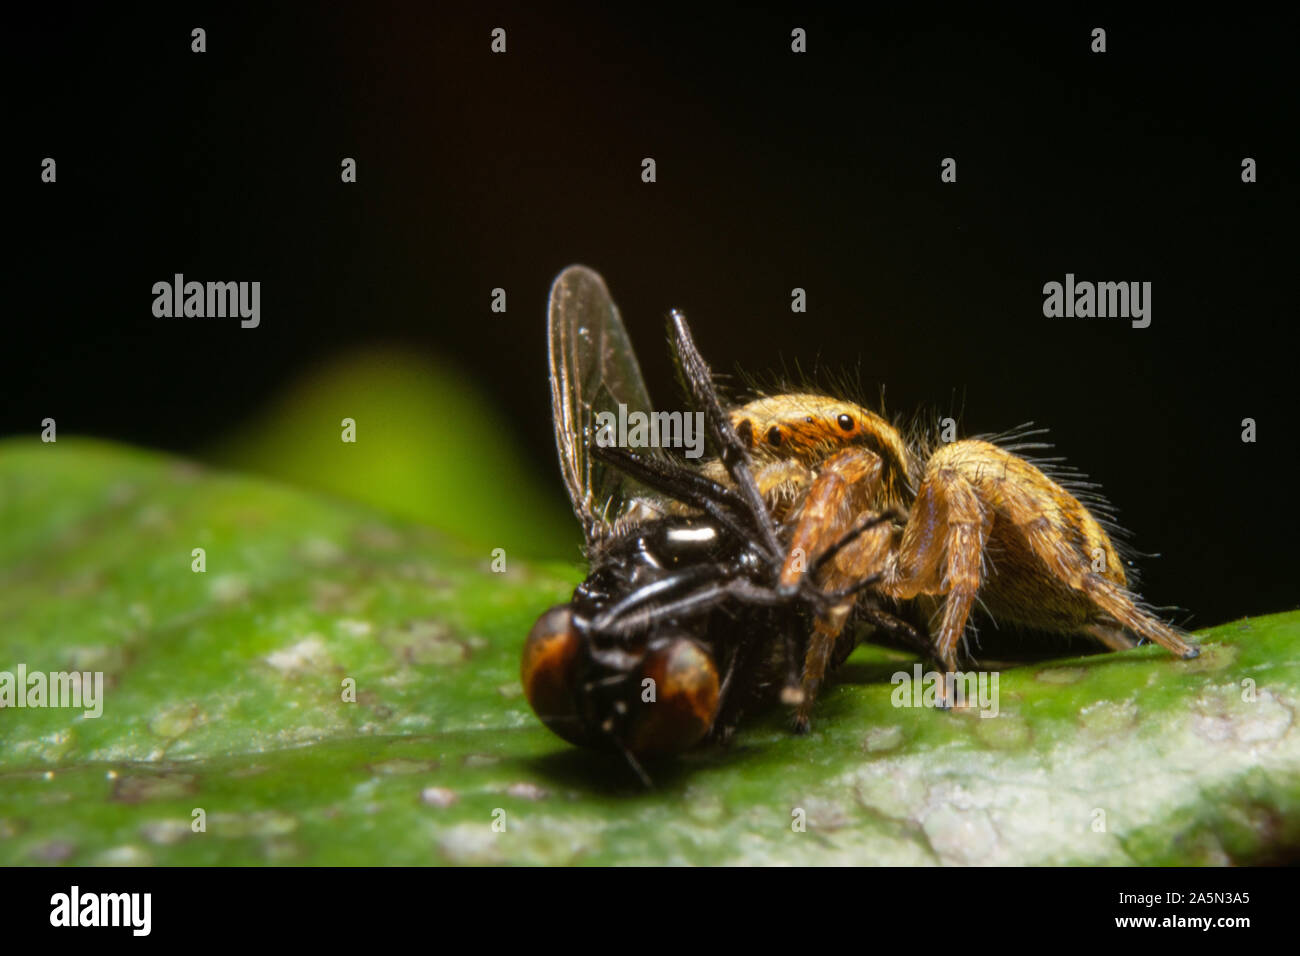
[773, 447, 907, 730]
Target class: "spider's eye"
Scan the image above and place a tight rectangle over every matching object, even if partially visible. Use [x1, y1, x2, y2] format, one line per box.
[625, 637, 720, 755]
[837, 413, 854, 432]
[521, 605, 588, 746]
[766, 426, 782, 446]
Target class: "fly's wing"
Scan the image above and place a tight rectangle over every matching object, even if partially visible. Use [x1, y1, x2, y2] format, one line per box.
[548, 265, 656, 544]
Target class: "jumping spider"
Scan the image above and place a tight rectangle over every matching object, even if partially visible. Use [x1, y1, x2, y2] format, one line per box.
[702, 389, 1201, 726]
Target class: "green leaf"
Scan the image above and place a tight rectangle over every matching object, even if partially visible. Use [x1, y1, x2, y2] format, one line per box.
[206, 348, 577, 559]
[2, 439, 1297, 865]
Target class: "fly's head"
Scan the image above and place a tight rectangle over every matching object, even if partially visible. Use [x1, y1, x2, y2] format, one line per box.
[522, 603, 720, 757]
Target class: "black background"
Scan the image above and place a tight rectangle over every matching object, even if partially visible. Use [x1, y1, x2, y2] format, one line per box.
[8, 4, 1297, 628]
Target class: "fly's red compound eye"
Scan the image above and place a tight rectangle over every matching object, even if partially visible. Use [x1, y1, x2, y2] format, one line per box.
[521, 605, 588, 746]
[625, 637, 720, 756]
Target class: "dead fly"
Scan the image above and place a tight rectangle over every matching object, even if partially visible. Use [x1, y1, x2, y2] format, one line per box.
[521, 266, 910, 779]
[522, 266, 1199, 772]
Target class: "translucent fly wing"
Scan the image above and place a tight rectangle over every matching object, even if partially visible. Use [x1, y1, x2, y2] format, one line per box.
[548, 265, 656, 542]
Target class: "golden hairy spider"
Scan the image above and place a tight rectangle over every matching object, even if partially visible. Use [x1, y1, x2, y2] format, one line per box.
[695, 389, 1200, 727]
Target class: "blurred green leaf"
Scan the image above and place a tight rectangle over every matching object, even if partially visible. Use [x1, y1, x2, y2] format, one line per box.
[1, 440, 1297, 864]
[208, 349, 576, 559]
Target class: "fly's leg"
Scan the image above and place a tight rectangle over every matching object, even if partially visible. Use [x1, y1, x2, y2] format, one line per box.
[666, 458, 811, 527]
[667, 310, 783, 558]
[595, 575, 801, 638]
[591, 445, 772, 555]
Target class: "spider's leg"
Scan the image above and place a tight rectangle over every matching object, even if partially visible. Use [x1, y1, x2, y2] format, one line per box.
[1086, 622, 1138, 651]
[791, 611, 853, 731]
[668, 310, 782, 558]
[777, 448, 888, 593]
[1078, 576, 1197, 657]
[883, 465, 991, 706]
[806, 510, 903, 582]
[998, 450, 1197, 658]
[886, 439, 1199, 710]
[764, 447, 897, 729]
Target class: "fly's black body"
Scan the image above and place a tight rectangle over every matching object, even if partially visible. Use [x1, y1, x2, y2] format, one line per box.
[541, 515, 796, 757]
